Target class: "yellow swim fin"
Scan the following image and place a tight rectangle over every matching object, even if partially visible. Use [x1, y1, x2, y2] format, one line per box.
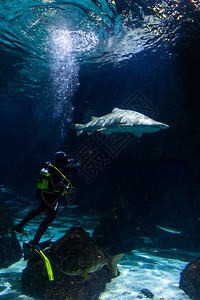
[34, 249, 54, 281]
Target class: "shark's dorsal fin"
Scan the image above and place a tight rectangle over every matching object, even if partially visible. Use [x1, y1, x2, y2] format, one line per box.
[91, 116, 97, 120]
[112, 107, 120, 113]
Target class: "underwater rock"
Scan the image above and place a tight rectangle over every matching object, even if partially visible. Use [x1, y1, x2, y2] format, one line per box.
[179, 257, 200, 300]
[0, 206, 22, 268]
[140, 288, 154, 299]
[93, 215, 121, 248]
[22, 227, 120, 300]
[0, 205, 13, 236]
[92, 198, 139, 254]
[93, 218, 138, 254]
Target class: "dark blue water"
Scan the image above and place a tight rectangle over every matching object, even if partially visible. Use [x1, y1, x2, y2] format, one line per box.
[0, 0, 200, 229]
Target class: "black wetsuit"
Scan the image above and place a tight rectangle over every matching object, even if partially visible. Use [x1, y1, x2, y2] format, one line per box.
[15, 160, 80, 245]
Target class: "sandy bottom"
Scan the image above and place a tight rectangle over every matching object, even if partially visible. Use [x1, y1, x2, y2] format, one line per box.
[0, 207, 192, 299]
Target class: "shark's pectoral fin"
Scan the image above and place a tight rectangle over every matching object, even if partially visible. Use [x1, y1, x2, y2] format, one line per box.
[134, 132, 143, 137]
[97, 128, 105, 132]
[97, 128, 109, 135]
[133, 130, 143, 138]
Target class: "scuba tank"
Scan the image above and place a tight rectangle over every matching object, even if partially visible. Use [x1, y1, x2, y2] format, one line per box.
[37, 167, 51, 190]
[37, 164, 73, 195]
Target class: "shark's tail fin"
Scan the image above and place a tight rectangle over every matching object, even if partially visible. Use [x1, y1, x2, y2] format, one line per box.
[68, 123, 84, 136]
[109, 253, 124, 276]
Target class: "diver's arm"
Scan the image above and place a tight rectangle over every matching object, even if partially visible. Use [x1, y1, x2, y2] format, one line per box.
[64, 158, 82, 169]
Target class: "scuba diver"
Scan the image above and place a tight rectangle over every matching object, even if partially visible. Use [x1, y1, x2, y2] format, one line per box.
[14, 151, 81, 251]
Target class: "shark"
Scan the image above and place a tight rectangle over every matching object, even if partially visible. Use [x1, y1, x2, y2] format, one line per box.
[156, 225, 182, 235]
[69, 107, 169, 137]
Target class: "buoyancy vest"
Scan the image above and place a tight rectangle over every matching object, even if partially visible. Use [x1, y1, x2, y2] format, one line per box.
[37, 164, 73, 195]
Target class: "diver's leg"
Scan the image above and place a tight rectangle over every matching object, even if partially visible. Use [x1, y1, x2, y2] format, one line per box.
[31, 202, 59, 245]
[14, 201, 46, 231]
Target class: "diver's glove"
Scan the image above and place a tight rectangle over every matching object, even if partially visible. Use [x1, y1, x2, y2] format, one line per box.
[65, 157, 82, 168]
